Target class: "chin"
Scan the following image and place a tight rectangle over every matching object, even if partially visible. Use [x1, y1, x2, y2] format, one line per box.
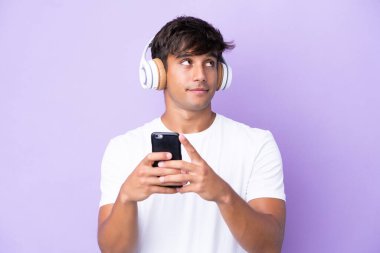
[186, 103, 212, 112]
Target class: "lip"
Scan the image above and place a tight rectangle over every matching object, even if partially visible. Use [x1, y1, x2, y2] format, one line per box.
[187, 88, 209, 95]
[189, 88, 208, 91]
[187, 87, 209, 92]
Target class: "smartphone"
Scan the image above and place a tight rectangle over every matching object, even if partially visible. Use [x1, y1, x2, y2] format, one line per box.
[151, 132, 182, 166]
[151, 132, 182, 187]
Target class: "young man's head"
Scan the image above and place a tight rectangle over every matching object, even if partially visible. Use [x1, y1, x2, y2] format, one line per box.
[151, 16, 235, 68]
[152, 16, 235, 114]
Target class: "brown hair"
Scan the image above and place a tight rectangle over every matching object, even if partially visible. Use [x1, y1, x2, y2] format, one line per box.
[151, 16, 235, 68]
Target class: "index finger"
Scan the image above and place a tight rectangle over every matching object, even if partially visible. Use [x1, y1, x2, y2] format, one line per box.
[144, 152, 172, 165]
[179, 134, 202, 163]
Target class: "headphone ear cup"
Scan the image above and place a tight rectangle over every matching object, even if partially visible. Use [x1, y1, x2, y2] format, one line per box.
[217, 62, 224, 91]
[217, 62, 232, 90]
[223, 63, 232, 90]
[145, 58, 166, 90]
[153, 58, 167, 90]
[140, 59, 153, 89]
[146, 59, 158, 89]
[139, 38, 167, 90]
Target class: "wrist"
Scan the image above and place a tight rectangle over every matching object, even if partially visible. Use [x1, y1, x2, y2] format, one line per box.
[118, 187, 137, 205]
[216, 183, 234, 206]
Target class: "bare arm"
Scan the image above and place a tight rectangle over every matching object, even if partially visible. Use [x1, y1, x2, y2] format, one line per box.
[97, 152, 180, 253]
[98, 198, 138, 253]
[217, 189, 286, 253]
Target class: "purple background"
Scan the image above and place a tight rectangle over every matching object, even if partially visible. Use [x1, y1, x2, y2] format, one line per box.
[1, 0, 379, 252]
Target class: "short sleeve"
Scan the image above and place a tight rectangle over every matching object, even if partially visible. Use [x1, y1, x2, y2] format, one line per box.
[99, 135, 144, 207]
[99, 138, 124, 207]
[246, 131, 286, 201]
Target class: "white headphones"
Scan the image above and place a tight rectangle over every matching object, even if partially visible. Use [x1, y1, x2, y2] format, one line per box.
[139, 38, 232, 90]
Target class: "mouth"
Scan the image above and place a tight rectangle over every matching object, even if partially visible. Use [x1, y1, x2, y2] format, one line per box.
[186, 87, 209, 93]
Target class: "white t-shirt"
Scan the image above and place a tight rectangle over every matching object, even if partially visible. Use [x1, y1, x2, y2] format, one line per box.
[100, 114, 285, 253]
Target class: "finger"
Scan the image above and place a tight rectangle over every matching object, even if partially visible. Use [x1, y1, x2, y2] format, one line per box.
[179, 134, 203, 162]
[148, 168, 183, 177]
[157, 160, 195, 173]
[149, 185, 178, 194]
[156, 176, 184, 187]
[159, 174, 192, 185]
[144, 152, 172, 165]
[176, 182, 196, 194]
[139, 175, 183, 186]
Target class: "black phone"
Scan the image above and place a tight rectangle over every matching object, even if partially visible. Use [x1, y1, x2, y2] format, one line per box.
[151, 132, 182, 166]
[151, 132, 182, 187]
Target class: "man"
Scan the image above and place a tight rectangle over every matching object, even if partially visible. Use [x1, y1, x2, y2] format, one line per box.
[98, 16, 286, 253]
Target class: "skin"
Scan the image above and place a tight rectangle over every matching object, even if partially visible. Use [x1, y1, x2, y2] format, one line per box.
[98, 52, 286, 253]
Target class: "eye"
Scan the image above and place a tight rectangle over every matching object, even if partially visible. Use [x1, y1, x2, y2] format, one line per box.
[180, 59, 191, 65]
[205, 60, 216, 67]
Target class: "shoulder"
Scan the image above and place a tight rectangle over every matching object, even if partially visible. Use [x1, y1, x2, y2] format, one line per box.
[217, 114, 274, 143]
[105, 118, 161, 153]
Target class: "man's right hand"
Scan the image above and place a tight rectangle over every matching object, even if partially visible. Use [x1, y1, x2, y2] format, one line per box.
[118, 152, 180, 203]
[98, 152, 182, 252]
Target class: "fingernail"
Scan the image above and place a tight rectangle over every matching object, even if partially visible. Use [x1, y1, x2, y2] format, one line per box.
[166, 153, 172, 159]
[159, 176, 165, 183]
[158, 162, 164, 167]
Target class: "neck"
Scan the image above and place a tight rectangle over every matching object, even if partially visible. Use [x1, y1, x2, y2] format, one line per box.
[161, 108, 216, 134]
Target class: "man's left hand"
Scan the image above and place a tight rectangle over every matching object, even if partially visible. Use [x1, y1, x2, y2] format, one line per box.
[157, 134, 232, 203]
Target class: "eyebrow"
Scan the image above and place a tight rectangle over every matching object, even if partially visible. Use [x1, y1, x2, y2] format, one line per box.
[175, 52, 218, 59]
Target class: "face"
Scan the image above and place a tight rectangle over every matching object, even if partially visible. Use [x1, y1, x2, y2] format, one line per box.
[164, 52, 218, 113]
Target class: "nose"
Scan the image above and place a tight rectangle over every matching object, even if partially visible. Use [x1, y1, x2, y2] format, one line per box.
[192, 64, 206, 82]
